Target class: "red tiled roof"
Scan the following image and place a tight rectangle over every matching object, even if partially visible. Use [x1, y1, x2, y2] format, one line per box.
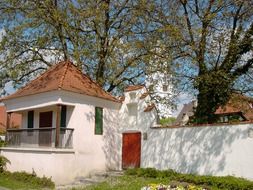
[1, 61, 120, 103]
[214, 94, 253, 121]
[140, 92, 149, 99]
[176, 93, 253, 124]
[144, 103, 155, 112]
[215, 105, 241, 115]
[119, 96, 125, 102]
[124, 85, 144, 92]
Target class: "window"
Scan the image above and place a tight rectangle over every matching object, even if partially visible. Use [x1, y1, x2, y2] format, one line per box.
[129, 92, 136, 99]
[128, 104, 137, 116]
[27, 110, 34, 128]
[95, 107, 103, 135]
[149, 84, 154, 92]
[61, 105, 67, 128]
[162, 84, 168, 92]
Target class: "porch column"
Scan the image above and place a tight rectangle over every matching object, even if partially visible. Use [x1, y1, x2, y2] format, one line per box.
[55, 105, 62, 148]
[5, 112, 12, 141]
[6, 112, 11, 129]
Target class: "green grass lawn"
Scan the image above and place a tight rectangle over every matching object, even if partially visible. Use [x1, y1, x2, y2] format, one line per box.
[0, 171, 55, 190]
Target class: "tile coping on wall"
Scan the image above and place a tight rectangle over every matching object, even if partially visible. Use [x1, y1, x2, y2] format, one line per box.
[0, 147, 75, 154]
[151, 120, 253, 129]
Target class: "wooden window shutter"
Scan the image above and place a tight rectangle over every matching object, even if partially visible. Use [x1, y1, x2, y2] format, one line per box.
[27, 110, 34, 128]
[60, 105, 67, 128]
[95, 107, 103, 135]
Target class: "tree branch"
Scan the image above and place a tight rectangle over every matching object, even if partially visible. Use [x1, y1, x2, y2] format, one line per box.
[233, 58, 253, 77]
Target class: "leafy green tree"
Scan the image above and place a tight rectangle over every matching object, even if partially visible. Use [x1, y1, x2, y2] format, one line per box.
[145, 0, 253, 123]
[159, 117, 176, 126]
[0, 0, 156, 94]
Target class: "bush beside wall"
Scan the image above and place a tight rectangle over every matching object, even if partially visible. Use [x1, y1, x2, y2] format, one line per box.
[0, 171, 55, 188]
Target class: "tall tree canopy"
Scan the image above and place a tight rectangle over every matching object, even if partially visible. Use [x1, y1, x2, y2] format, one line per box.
[0, 0, 158, 94]
[144, 0, 253, 123]
[0, 0, 253, 123]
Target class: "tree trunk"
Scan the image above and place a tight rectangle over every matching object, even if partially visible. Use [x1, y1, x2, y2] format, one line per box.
[194, 71, 233, 124]
[195, 89, 220, 124]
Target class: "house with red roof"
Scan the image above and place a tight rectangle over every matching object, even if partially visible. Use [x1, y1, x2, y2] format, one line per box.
[176, 94, 253, 125]
[0, 61, 158, 185]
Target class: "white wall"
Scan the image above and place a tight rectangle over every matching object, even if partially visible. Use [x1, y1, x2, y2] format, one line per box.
[142, 123, 253, 180]
[0, 149, 76, 184]
[120, 88, 157, 132]
[70, 103, 121, 172]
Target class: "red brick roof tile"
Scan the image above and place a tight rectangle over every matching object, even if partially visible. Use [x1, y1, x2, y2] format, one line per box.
[124, 85, 144, 92]
[215, 105, 241, 115]
[144, 103, 155, 112]
[1, 61, 120, 103]
[119, 96, 125, 102]
[140, 92, 149, 99]
[214, 93, 253, 120]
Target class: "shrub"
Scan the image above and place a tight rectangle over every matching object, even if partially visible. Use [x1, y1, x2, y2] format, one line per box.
[0, 155, 10, 172]
[0, 139, 6, 147]
[159, 169, 179, 179]
[137, 168, 158, 178]
[125, 168, 138, 176]
[125, 168, 159, 178]
[2, 171, 55, 188]
[159, 117, 176, 126]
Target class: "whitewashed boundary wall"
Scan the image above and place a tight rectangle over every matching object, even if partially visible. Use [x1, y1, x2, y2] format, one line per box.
[142, 123, 253, 180]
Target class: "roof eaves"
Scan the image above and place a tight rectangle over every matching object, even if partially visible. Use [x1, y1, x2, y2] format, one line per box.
[140, 92, 149, 99]
[124, 85, 145, 92]
[0, 89, 59, 102]
[144, 103, 156, 112]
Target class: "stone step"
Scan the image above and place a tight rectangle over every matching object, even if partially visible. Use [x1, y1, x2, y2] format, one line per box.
[56, 170, 123, 190]
[92, 170, 124, 178]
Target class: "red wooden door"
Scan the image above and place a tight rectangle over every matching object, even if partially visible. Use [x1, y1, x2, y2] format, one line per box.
[122, 132, 141, 169]
[39, 111, 53, 146]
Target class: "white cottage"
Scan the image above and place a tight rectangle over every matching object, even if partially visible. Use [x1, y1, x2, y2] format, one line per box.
[0, 61, 158, 185]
